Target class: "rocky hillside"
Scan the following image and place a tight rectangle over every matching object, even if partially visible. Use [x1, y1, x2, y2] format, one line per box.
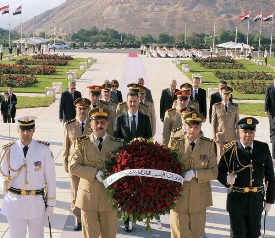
[15, 0, 275, 37]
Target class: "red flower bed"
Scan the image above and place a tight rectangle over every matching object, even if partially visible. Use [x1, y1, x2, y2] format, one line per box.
[194, 56, 235, 63]
[32, 54, 73, 60]
[0, 64, 56, 75]
[200, 62, 244, 69]
[17, 58, 69, 66]
[230, 80, 268, 94]
[0, 74, 38, 87]
[102, 138, 184, 231]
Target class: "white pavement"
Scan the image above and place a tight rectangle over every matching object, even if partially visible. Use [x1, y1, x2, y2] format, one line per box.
[0, 51, 274, 238]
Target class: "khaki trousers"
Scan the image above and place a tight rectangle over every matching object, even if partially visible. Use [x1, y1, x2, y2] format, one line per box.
[81, 209, 118, 238]
[71, 175, 81, 222]
[171, 209, 206, 238]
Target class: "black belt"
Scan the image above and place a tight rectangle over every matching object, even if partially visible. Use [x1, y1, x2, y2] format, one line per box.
[231, 186, 264, 193]
[8, 187, 44, 196]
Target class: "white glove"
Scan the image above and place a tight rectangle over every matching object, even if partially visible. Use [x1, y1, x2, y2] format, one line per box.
[96, 170, 104, 182]
[184, 170, 195, 182]
[45, 206, 54, 218]
[227, 174, 237, 185]
[264, 203, 272, 215]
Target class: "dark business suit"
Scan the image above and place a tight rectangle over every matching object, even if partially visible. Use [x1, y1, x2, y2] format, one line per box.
[1, 99, 9, 123]
[209, 91, 233, 123]
[218, 140, 275, 237]
[111, 90, 123, 103]
[190, 87, 207, 118]
[160, 88, 179, 121]
[113, 111, 152, 144]
[59, 89, 82, 121]
[7, 94, 17, 123]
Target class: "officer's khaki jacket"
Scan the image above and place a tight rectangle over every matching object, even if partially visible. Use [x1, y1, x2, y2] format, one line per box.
[63, 119, 90, 172]
[212, 102, 239, 142]
[144, 99, 156, 136]
[69, 134, 123, 211]
[163, 107, 182, 146]
[169, 134, 218, 213]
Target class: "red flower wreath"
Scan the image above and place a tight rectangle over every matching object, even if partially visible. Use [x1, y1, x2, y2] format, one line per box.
[102, 138, 184, 231]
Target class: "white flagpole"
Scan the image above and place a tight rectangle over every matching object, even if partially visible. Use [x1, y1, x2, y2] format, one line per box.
[247, 11, 249, 45]
[21, 5, 23, 53]
[270, 13, 273, 57]
[258, 12, 262, 57]
[8, 7, 11, 48]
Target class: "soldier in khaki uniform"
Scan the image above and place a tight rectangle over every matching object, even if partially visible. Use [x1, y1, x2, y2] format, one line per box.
[212, 86, 239, 160]
[172, 83, 199, 112]
[63, 98, 91, 231]
[163, 90, 190, 146]
[139, 86, 156, 136]
[99, 83, 118, 135]
[87, 85, 106, 109]
[169, 112, 218, 238]
[69, 107, 123, 238]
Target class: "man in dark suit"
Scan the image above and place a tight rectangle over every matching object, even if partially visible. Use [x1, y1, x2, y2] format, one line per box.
[218, 117, 275, 238]
[7, 87, 17, 123]
[265, 77, 275, 164]
[59, 81, 81, 122]
[190, 77, 207, 119]
[160, 79, 179, 122]
[1, 92, 10, 123]
[113, 91, 152, 232]
[137, 77, 153, 101]
[209, 80, 233, 123]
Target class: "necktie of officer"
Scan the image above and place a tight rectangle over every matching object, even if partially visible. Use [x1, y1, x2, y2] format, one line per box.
[225, 104, 228, 112]
[81, 122, 85, 134]
[245, 146, 252, 155]
[131, 115, 137, 138]
[190, 142, 195, 151]
[194, 89, 198, 101]
[71, 93, 74, 101]
[23, 146, 29, 158]
[93, 104, 96, 108]
[97, 138, 103, 151]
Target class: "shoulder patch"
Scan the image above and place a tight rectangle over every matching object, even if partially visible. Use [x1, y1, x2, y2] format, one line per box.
[66, 119, 76, 124]
[119, 101, 126, 105]
[172, 126, 182, 132]
[76, 135, 89, 141]
[110, 136, 124, 143]
[223, 141, 237, 152]
[99, 99, 109, 105]
[146, 98, 153, 103]
[2, 141, 15, 150]
[232, 103, 238, 107]
[36, 140, 50, 146]
[140, 101, 149, 107]
[167, 108, 176, 112]
[200, 137, 214, 142]
[171, 136, 185, 142]
[214, 102, 221, 106]
[174, 100, 177, 102]
[111, 99, 118, 103]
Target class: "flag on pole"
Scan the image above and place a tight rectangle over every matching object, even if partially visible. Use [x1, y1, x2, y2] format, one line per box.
[13, 6, 22, 15]
[0, 5, 9, 14]
[263, 12, 274, 22]
[240, 11, 250, 22]
[253, 12, 262, 22]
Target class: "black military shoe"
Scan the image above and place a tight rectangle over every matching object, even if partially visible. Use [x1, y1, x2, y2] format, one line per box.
[74, 222, 82, 231]
[124, 218, 132, 232]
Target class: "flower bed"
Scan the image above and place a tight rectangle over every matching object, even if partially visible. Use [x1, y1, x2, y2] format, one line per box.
[32, 54, 73, 60]
[230, 80, 268, 94]
[102, 138, 184, 231]
[16, 58, 69, 66]
[0, 74, 38, 87]
[194, 56, 235, 63]
[0, 64, 56, 75]
[214, 71, 273, 80]
[200, 62, 244, 69]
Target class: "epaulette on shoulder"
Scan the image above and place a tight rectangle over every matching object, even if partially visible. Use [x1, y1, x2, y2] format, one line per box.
[254, 140, 267, 145]
[172, 126, 182, 132]
[224, 141, 237, 152]
[76, 135, 89, 141]
[140, 101, 149, 107]
[111, 99, 118, 103]
[232, 103, 238, 107]
[2, 141, 15, 150]
[66, 119, 76, 124]
[200, 137, 213, 142]
[167, 108, 176, 112]
[214, 102, 221, 106]
[110, 136, 124, 143]
[171, 136, 184, 142]
[99, 99, 109, 105]
[146, 98, 153, 103]
[119, 101, 126, 105]
[174, 100, 177, 102]
[37, 140, 50, 146]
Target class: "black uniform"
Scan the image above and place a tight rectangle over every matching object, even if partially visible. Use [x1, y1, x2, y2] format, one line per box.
[8, 93, 17, 123]
[218, 140, 275, 238]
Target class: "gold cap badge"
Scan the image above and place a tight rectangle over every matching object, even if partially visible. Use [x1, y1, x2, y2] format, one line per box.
[247, 119, 252, 124]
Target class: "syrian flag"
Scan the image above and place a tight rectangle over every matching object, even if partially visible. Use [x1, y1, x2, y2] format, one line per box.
[0, 5, 9, 14]
[253, 12, 262, 22]
[263, 12, 274, 22]
[240, 11, 250, 22]
[13, 6, 22, 15]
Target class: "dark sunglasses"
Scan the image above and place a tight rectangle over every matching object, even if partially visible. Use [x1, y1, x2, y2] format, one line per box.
[70, 88, 76, 90]
[111, 85, 118, 87]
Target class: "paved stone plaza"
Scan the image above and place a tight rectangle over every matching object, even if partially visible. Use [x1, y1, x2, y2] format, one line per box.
[0, 51, 274, 237]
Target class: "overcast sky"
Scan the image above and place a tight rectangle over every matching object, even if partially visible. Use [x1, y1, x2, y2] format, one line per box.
[0, 0, 66, 29]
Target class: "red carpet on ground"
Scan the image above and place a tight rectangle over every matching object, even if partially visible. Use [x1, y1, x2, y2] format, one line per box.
[129, 53, 138, 57]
